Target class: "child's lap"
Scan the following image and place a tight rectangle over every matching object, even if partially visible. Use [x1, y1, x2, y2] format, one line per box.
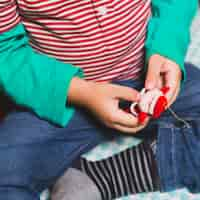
[0, 62, 199, 179]
[84, 63, 200, 160]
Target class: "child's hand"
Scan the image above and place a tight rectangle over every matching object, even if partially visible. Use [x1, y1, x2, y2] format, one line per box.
[68, 77, 148, 134]
[145, 54, 181, 107]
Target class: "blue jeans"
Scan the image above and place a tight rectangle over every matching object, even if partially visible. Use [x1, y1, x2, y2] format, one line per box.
[152, 63, 200, 193]
[0, 72, 145, 200]
[118, 63, 200, 193]
[0, 63, 199, 199]
[0, 105, 109, 199]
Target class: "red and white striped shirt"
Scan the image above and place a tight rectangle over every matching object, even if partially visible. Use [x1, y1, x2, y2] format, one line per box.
[0, 0, 151, 82]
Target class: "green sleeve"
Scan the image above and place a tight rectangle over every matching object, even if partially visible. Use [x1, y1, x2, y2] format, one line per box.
[145, 0, 198, 81]
[0, 24, 83, 127]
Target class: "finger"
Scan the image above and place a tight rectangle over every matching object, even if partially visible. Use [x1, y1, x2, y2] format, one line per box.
[166, 83, 180, 107]
[113, 122, 147, 134]
[112, 85, 140, 102]
[163, 65, 181, 106]
[114, 109, 150, 127]
[157, 76, 164, 89]
[145, 55, 164, 90]
[114, 109, 139, 128]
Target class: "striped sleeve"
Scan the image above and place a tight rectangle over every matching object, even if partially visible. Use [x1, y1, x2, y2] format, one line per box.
[0, 0, 83, 127]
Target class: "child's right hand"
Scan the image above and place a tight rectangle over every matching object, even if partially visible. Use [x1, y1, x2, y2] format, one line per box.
[68, 77, 148, 134]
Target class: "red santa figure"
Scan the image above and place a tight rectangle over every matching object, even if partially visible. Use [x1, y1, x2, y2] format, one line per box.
[129, 87, 169, 124]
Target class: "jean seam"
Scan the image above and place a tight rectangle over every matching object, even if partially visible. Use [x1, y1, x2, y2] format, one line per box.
[172, 126, 177, 188]
[157, 129, 165, 191]
[156, 139, 162, 190]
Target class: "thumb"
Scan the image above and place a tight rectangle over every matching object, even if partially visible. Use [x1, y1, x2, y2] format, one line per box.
[114, 85, 140, 102]
[145, 55, 163, 90]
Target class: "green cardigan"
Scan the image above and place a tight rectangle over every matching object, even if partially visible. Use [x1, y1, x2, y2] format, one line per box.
[0, 0, 198, 127]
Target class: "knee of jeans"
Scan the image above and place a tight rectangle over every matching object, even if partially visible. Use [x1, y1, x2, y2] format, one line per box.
[0, 147, 48, 192]
[0, 187, 37, 200]
[82, 130, 107, 148]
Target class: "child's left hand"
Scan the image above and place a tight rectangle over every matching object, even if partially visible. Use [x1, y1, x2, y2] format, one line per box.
[145, 54, 182, 107]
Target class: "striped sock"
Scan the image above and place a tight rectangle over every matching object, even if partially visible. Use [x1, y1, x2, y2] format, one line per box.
[81, 141, 160, 200]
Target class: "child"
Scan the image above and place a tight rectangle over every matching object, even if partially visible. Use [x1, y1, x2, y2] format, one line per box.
[0, 0, 198, 200]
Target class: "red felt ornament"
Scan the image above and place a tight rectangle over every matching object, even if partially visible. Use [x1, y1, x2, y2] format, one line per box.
[138, 112, 148, 124]
[152, 95, 168, 119]
[152, 86, 169, 119]
[161, 86, 170, 95]
[129, 87, 170, 124]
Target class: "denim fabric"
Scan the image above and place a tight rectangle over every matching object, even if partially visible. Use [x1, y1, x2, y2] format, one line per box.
[0, 76, 145, 200]
[0, 108, 109, 199]
[0, 63, 199, 199]
[117, 63, 200, 194]
[152, 63, 200, 193]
